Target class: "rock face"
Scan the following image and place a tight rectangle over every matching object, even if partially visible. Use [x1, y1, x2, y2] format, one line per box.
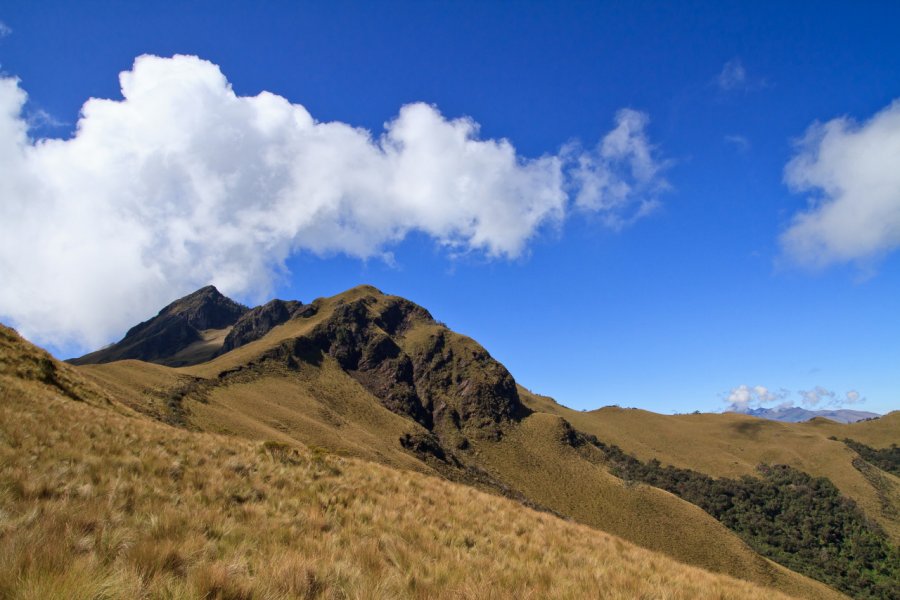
[69, 286, 248, 366]
[246, 292, 529, 441]
[220, 299, 306, 354]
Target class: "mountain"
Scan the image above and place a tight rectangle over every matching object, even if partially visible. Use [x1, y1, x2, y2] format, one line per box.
[72, 285, 870, 599]
[1, 325, 806, 599]
[68, 285, 249, 367]
[742, 406, 881, 424]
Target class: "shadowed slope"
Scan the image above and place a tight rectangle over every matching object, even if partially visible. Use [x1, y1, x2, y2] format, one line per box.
[69, 286, 248, 367]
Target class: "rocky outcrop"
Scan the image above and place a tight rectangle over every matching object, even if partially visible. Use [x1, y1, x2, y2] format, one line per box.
[247, 293, 530, 440]
[409, 327, 527, 438]
[219, 299, 307, 354]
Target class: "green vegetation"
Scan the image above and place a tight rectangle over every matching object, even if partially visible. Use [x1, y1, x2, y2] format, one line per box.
[842, 438, 900, 477]
[584, 435, 900, 599]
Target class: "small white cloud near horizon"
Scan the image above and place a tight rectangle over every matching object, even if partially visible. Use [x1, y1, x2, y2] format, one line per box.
[724, 384, 866, 413]
[781, 99, 900, 270]
[844, 390, 865, 405]
[797, 385, 836, 408]
[0, 54, 669, 352]
[724, 384, 790, 413]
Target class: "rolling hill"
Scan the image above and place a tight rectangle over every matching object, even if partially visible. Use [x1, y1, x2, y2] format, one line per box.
[62, 285, 898, 598]
[1, 317, 824, 599]
[525, 396, 900, 546]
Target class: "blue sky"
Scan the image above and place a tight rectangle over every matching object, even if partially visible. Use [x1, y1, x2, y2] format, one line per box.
[1, 1, 899, 414]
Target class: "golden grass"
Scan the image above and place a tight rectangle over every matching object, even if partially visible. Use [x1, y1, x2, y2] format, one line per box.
[520, 391, 900, 544]
[465, 412, 842, 600]
[191, 359, 431, 474]
[72, 292, 845, 599]
[1, 367, 808, 599]
[799, 411, 900, 448]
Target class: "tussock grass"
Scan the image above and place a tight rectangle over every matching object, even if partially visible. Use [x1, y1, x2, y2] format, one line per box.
[0, 333, 802, 598]
[75, 293, 843, 599]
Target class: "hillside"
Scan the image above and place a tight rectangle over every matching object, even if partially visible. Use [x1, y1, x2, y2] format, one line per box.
[0, 323, 817, 599]
[524, 396, 900, 545]
[72, 286, 853, 599]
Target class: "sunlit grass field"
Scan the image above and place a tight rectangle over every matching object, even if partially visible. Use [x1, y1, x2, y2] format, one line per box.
[0, 323, 813, 599]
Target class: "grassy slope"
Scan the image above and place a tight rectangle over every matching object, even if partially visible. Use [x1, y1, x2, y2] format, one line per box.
[78, 289, 841, 600]
[521, 394, 900, 544]
[800, 412, 900, 448]
[0, 325, 812, 600]
[165, 327, 233, 366]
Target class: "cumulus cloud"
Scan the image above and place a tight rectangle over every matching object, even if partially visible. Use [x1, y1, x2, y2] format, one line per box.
[781, 99, 900, 269]
[725, 384, 790, 413]
[797, 386, 836, 407]
[568, 108, 669, 228]
[725, 383, 867, 413]
[0, 21, 11, 38]
[0, 54, 669, 351]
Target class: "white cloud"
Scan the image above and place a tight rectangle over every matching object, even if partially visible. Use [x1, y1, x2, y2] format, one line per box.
[0, 54, 669, 351]
[724, 384, 867, 413]
[781, 99, 900, 269]
[844, 390, 865, 405]
[25, 108, 66, 131]
[797, 386, 836, 407]
[0, 21, 11, 38]
[569, 108, 669, 228]
[724, 134, 750, 152]
[725, 384, 789, 413]
[717, 59, 747, 91]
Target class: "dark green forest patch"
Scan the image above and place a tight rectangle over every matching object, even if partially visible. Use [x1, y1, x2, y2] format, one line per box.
[579, 434, 899, 600]
[840, 438, 900, 478]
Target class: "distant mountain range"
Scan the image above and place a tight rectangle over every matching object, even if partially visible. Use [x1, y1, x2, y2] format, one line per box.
[740, 406, 881, 424]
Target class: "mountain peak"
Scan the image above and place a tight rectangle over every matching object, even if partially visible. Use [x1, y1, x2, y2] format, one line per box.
[154, 285, 247, 332]
[69, 285, 249, 366]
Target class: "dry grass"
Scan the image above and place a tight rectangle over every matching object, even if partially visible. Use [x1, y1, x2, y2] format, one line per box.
[800, 411, 900, 448]
[74, 291, 844, 599]
[467, 412, 844, 600]
[0, 377, 806, 599]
